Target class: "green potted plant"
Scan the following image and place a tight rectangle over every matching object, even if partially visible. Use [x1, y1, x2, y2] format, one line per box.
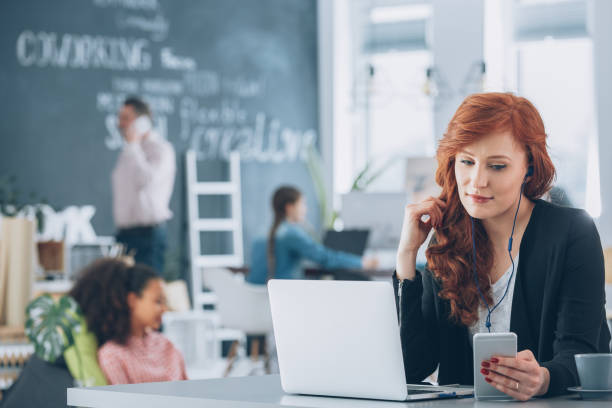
[25, 294, 82, 365]
[24, 294, 107, 387]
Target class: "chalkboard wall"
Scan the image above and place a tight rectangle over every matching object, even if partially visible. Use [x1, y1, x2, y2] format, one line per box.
[0, 0, 320, 279]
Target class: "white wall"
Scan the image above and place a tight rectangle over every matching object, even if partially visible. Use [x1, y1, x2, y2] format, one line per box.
[318, 0, 334, 221]
[592, 0, 612, 247]
[432, 0, 484, 139]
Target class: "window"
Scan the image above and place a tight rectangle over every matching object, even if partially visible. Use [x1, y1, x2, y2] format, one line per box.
[484, 0, 600, 215]
[516, 38, 598, 212]
[334, 0, 434, 194]
[360, 50, 434, 191]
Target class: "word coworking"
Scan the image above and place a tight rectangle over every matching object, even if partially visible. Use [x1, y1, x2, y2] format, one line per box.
[16, 31, 152, 71]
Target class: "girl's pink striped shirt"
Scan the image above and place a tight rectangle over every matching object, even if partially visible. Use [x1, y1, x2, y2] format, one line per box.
[98, 331, 187, 384]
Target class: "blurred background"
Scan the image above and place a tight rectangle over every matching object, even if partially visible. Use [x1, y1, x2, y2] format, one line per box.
[1, 0, 611, 401]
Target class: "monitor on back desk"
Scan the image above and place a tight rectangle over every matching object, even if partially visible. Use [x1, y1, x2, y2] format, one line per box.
[322, 229, 369, 256]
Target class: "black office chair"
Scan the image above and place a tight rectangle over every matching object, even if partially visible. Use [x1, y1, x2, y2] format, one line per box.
[0, 354, 73, 408]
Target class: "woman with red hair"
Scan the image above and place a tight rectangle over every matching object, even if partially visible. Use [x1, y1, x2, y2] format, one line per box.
[395, 92, 610, 400]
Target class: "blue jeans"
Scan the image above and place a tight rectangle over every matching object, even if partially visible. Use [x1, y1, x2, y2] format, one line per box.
[116, 223, 167, 275]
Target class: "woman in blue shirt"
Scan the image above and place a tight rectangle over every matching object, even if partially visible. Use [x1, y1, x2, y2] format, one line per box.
[247, 186, 377, 284]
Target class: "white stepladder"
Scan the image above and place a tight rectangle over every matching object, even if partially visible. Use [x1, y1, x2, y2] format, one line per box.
[185, 150, 244, 310]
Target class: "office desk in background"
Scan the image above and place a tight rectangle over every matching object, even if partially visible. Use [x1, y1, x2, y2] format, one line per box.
[227, 266, 396, 281]
[303, 247, 421, 281]
[67, 374, 608, 408]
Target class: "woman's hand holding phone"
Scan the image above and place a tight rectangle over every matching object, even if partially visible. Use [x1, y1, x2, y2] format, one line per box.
[396, 196, 446, 280]
[480, 349, 550, 401]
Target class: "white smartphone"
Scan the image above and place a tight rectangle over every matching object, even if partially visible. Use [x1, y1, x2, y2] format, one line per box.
[473, 332, 517, 400]
[131, 115, 152, 136]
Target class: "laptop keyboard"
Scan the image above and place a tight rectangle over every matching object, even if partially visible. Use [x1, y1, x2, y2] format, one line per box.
[406, 388, 440, 395]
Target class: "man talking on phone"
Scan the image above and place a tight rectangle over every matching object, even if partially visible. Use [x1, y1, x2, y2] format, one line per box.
[112, 96, 176, 275]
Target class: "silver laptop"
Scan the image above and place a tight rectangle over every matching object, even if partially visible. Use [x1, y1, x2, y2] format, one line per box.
[267, 279, 473, 401]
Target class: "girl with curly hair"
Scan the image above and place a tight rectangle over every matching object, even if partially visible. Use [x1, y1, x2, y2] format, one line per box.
[395, 92, 609, 400]
[69, 258, 187, 384]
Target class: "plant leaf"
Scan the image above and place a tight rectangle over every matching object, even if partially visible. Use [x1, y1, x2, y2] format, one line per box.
[25, 295, 82, 362]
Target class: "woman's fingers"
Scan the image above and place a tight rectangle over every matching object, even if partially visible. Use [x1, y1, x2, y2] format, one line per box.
[480, 351, 545, 400]
[398, 196, 446, 253]
[484, 361, 538, 389]
[406, 204, 430, 226]
[493, 355, 533, 373]
[484, 374, 530, 401]
[411, 197, 444, 226]
[484, 369, 538, 401]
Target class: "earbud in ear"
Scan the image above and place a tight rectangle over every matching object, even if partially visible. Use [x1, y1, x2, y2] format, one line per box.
[525, 166, 534, 179]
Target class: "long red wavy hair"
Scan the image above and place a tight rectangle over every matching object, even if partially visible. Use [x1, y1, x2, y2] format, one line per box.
[426, 92, 556, 326]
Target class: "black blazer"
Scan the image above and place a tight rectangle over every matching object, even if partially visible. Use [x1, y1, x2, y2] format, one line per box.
[393, 199, 611, 397]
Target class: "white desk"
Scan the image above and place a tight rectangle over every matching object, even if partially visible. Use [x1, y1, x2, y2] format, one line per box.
[68, 374, 609, 407]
